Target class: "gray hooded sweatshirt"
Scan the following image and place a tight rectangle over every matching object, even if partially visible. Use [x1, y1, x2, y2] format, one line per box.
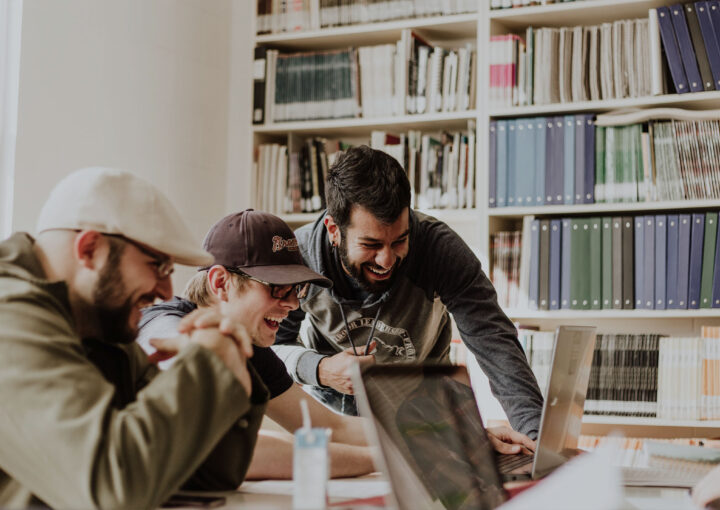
[273, 210, 543, 438]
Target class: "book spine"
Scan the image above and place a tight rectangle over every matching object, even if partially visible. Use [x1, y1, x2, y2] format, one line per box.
[657, 6, 691, 93]
[635, 216, 645, 309]
[602, 217, 613, 309]
[529, 219, 540, 310]
[489, 121, 497, 208]
[549, 219, 562, 310]
[701, 212, 718, 307]
[677, 213, 692, 308]
[671, 3, 705, 92]
[561, 218, 572, 309]
[643, 216, 656, 309]
[612, 216, 623, 309]
[686, 2, 717, 89]
[589, 217, 602, 309]
[689, 213, 707, 308]
[667, 215, 680, 308]
[622, 216, 635, 309]
[538, 219, 551, 310]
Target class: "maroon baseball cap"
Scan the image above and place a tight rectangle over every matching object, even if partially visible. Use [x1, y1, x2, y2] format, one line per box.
[201, 209, 331, 288]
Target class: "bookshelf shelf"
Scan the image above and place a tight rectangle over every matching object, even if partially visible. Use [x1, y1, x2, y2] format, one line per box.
[489, 200, 720, 218]
[490, 0, 676, 29]
[253, 111, 478, 137]
[282, 208, 479, 226]
[581, 416, 720, 438]
[256, 12, 478, 50]
[505, 309, 720, 319]
[489, 91, 720, 118]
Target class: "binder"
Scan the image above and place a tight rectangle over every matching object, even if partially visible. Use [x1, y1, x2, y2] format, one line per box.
[694, 1, 720, 89]
[677, 214, 692, 309]
[589, 217, 602, 309]
[622, 216, 635, 309]
[529, 219, 540, 309]
[561, 218, 572, 309]
[573, 115, 585, 204]
[612, 217, 623, 309]
[544, 117, 564, 205]
[701, 212, 718, 308]
[549, 219, 562, 309]
[538, 219, 551, 310]
[534, 117, 547, 206]
[655, 215, 668, 310]
[563, 115, 575, 205]
[667, 215, 680, 308]
[515, 119, 536, 206]
[496, 120, 508, 207]
[671, 3, 705, 92]
[571, 218, 591, 310]
[507, 120, 517, 206]
[583, 115, 596, 204]
[656, 6, 690, 93]
[635, 217, 645, 309]
[643, 216, 656, 309]
[689, 213, 706, 309]
[489, 121, 497, 208]
[602, 217, 613, 309]
[253, 47, 268, 124]
[685, 3, 717, 90]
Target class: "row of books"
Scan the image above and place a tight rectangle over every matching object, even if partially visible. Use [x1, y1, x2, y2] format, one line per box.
[490, 112, 720, 208]
[656, 3, 720, 94]
[491, 17, 655, 108]
[520, 329, 720, 420]
[491, 0, 586, 8]
[256, 0, 478, 35]
[255, 139, 346, 214]
[253, 33, 476, 123]
[254, 127, 476, 214]
[527, 212, 720, 311]
[491, 231, 521, 309]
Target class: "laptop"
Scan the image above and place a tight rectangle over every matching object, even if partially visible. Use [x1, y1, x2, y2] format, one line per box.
[497, 325, 597, 480]
[351, 363, 508, 510]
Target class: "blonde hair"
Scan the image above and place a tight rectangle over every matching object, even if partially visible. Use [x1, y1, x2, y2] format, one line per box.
[183, 269, 249, 307]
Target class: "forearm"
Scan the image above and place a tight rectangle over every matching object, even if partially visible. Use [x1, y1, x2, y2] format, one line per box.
[245, 431, 375, 480]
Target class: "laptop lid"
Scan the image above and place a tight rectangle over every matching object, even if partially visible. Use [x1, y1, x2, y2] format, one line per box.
[531, 325, 597, 479]
[351, 363, 507, 510]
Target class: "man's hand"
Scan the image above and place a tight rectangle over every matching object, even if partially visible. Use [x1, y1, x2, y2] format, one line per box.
[318, 342, 376, 394]
[486, 426, 536, 455]
[693, 464, 720, 509]
[177, 308, 254, 359]
[150, 328, 252, 395]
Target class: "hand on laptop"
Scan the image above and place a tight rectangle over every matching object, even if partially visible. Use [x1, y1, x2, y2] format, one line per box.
[486, 426, 536, 455]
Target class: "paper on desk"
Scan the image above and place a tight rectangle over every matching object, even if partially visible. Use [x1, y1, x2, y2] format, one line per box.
[240, 478, 390, 500]
[499, 446, 623, 510]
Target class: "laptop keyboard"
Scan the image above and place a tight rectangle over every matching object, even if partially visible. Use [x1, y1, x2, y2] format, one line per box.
[496, 453, 534, 473]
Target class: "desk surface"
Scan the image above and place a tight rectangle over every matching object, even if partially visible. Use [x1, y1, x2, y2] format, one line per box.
[174, 476, 696, 510]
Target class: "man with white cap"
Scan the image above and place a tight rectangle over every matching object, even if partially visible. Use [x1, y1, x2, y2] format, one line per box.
[0, 168, 265, 509]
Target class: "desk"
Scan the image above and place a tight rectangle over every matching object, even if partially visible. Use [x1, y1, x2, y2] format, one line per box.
[175, 477, 697, 510]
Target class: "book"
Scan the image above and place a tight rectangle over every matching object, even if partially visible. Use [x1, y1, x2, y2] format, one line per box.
[655, 215, 668, 310]
[667, 215, 680, 308]
[635, 216, 645, 309]
[589, 217, 602, 309]
[677, 214, 692, 309]
[489, 121, 497, 208]
[612, 216, 623, 309]
[688, 213, 706, 309]
[696, 1, 720, 89]
[538, 219, 551, 310]
[701, 212, 718, 308]
[657, 6, 690, 93]
[549, 219, 562, 309]
[529, 219, 540, 309]
[622, 216, 634, 309]
[685, 3, 717, 90]
[602, 217, 613, 309]
[561, 218, 572, 309]
[671, 3, 705, 92]
[253, 46, 268, 124]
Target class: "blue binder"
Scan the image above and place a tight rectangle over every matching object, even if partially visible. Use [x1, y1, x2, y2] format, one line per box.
[655, 215, 668, 310]
[496, 120, 508, 207]
[507, 120, 517, 207]
[667, 215, 680, 308]
[563, 115, 575, 205]
[489, 121, 497, 208]
[671, 3, 705, 91]
[657, 6, 691, 93]
[573, 115, 585, 204]
[515, 119, 536, 206]
[688, 213, 706, 309]
[583, 115, 596, 204]
[534, 117, 547, 206]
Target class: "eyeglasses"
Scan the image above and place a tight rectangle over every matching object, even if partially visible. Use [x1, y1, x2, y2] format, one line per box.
[226, 268, 310, 299]
[105, 234, 174, 279]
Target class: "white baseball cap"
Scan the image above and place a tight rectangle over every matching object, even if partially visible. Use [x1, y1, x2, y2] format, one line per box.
[36, 167, 213, 266]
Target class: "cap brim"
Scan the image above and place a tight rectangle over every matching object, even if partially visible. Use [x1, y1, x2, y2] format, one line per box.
[172, 249, 214, 267]
[241, 264, 332, 288]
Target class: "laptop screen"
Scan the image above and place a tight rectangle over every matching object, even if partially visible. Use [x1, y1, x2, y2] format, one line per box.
[353, 364, 507, 510]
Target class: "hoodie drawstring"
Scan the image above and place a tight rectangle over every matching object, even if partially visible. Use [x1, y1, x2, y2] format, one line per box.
[338, 302, 382, 357]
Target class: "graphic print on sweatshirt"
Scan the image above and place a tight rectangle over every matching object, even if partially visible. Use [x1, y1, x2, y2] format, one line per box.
[334, 317, 416, 361]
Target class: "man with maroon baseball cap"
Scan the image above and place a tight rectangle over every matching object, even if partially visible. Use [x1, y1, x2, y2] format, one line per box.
[138, 209, 375, 479]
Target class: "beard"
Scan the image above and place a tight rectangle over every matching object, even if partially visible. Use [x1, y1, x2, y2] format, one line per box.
[338, 234, 401, 294]
[90, 243, 138, 345]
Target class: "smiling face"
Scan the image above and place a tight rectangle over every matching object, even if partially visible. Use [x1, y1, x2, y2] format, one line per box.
[328, 205, 410, 293]
[221, 276, 300, 348]
[93, 236, 173, 344]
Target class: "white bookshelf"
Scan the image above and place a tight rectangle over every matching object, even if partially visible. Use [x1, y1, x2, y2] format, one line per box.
[252, 0, 720, 437]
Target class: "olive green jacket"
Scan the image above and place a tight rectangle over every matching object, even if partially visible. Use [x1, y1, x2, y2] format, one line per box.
[0, 233, 268, 509]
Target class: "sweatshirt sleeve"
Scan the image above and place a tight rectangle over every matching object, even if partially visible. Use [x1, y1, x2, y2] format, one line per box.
[0, 294, 265, 510]
[416, 221, 544, 438]
[273, 306, 326, 386]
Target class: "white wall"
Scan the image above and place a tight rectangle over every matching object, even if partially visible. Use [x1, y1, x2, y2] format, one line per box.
[13, 0, 254, 287]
